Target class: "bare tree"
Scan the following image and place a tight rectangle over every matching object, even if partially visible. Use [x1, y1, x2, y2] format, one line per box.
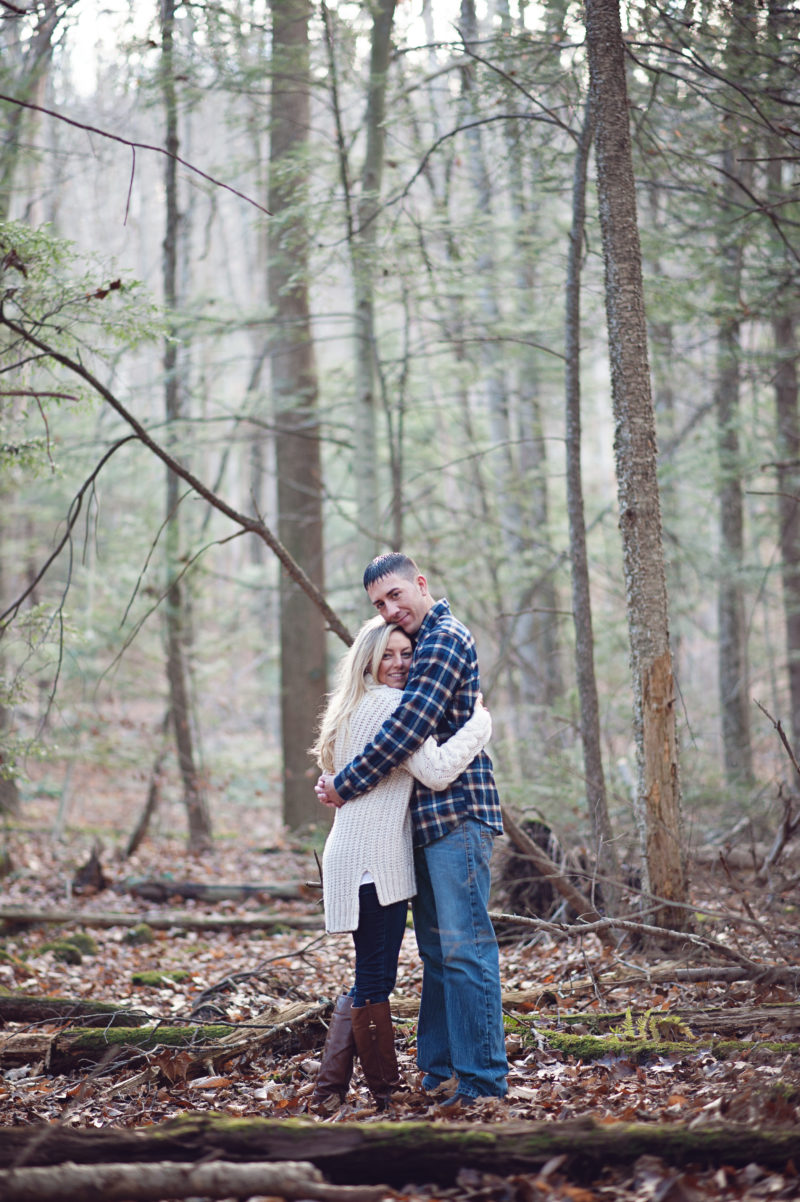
[564, 98, 621, 910]
[0, 0, 78, 818]
[160, 0, 212, 852]
[767, 0, 800, 759]
[268, 0, 328, 830]
[584, 0, 688, 929]
[334, 0, 397, 563]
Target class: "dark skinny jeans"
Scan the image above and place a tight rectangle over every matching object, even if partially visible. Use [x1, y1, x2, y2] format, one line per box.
[349, 882, 408, 1006]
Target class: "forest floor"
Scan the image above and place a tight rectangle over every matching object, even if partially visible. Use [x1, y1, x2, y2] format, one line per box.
[1, 764, 799, 1201]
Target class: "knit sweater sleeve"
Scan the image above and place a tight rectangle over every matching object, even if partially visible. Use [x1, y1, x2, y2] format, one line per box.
[404, 704, 491, 791]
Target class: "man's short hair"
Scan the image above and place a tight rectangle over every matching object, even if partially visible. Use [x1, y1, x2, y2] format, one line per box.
[363, 552, 420, 590]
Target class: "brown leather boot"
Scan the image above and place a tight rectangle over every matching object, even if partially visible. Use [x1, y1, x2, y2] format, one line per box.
[351, 999, 401, 1108]
[311, 995, 355, 1110]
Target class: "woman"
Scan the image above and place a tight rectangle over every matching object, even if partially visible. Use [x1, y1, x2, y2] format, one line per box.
[309, 615, 491, 1111]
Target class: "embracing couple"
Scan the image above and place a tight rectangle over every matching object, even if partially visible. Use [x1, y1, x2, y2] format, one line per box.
[310, 552, 508, 1113]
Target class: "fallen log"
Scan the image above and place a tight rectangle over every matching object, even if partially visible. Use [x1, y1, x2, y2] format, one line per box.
[0, 906, 323, 934]
[0, 993, 150, 1028]
[0, 1000, 329, 1071]
[0, 1158, 387, 1202]
[0, 1113, 799, 1181]
[123, 878, 316, 903]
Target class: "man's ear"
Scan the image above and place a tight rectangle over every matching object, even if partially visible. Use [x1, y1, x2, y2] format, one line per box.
[417, 574, 429, 595]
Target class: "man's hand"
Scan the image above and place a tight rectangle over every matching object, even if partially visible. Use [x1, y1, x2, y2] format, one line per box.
[315, 773, 345, 809]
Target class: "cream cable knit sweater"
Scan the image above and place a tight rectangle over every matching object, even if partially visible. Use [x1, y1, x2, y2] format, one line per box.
[322, 682, 492, 933]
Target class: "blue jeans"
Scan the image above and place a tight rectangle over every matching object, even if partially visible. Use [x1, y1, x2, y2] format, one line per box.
[349, 883, 408, 1006]
[411, 818, 508, 1098]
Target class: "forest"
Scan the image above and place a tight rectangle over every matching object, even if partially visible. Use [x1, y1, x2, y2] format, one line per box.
[1, 0, 800, 1200]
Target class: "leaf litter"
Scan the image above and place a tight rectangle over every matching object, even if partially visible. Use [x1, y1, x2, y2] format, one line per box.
[0, 805, 799, 1202]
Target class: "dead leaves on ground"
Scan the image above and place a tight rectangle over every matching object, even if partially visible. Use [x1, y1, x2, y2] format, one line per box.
[1, 824, 799, 1201]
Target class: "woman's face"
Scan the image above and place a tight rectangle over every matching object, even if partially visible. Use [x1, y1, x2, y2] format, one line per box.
[376, 629, 414, 689]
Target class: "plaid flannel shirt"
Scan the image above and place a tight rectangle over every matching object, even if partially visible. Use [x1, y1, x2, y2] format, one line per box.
[333, 598, 503, 847]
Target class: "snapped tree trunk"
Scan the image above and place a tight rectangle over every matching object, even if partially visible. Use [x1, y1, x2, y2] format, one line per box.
[268, 0, 328, 831]
[584, 0, 687, 928]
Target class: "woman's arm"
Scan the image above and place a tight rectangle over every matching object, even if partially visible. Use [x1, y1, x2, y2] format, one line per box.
[404, 698, 491, 791]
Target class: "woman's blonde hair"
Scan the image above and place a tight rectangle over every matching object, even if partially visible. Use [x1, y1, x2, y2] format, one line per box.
[310, 616, 410, 773]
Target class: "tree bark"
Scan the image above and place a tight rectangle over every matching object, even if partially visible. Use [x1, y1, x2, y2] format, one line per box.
[350, 0, 396, 563]
[564, 97, 621, 908]
[715, 154, 753, 788]
[123, 877, 313, 902]
[161, 0, 212, 852]
[584, 0, 687, 929]
[0, 1159, 384, 1202]
[268, 0, 328, 831]
[0, 1113, 798, 1179]
[768, 0, 800, 758]
[0, 0, 67, 819]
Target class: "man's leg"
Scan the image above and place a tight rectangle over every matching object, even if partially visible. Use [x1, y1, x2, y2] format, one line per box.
[416, 819, 508, 1099]
[411, 846, 453, 1090]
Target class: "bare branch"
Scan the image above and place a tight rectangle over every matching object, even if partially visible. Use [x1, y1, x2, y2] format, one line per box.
[0, 311, 353, 647]
[0, 92, 271, 222]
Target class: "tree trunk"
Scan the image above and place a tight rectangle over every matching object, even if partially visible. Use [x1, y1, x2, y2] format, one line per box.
[351, 0, 396, 563]
[713, 143, 752, 795]
[564, 99, 621, 908]
[268, 0, 328, 831]
[774, 311, 800, 753]
[0, 2, 65, 818]
[768, 0, 800, 758]
[584, 0, 687, 929]
[161, 0, 212, 852]
[497, 0, 564, 746]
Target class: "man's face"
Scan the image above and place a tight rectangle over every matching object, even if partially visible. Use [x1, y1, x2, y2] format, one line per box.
[367, 571, 431, 636]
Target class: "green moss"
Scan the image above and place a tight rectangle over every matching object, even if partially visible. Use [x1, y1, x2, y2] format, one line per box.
[64, 1023, 231, 1049]
[67, 931, 98, 955]
[123, 923, 155, 947]
[543, 1031, 697, 1062]
[40, 939, 83, 965]
[711, 1040, 800, 1060]
[131, 970, 191, 986]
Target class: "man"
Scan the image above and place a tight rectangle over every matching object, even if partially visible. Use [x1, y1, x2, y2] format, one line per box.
[315, 552, 508, 1105]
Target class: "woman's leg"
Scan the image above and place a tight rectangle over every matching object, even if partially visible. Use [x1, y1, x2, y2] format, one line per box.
[351, 884, 408, 1005]
[350, 884, 408, 1106]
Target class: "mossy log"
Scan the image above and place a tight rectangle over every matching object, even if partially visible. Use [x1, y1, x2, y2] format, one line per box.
[0, 1023, 230, 1071]
[0, 991, 151, 1028]
[0, 906, 323, 934]
[527, 1002, 800, 1039]
[541, 1029, 800, 1063]
[0, 1113, 798, 1181]
[0, 1000, 328, 1071]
